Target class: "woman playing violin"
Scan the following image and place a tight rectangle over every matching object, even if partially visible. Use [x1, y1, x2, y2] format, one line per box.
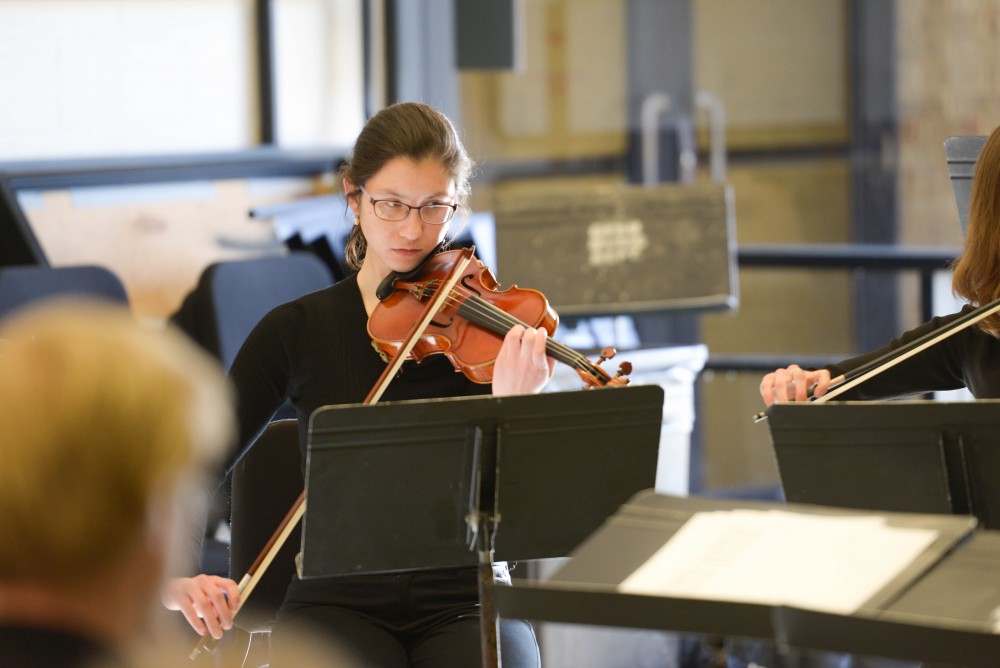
[162, 102, 550, 667]
[760, 123, 1000, 407]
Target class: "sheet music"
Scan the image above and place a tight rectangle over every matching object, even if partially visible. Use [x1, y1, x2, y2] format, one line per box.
[618, 509, 939, 615]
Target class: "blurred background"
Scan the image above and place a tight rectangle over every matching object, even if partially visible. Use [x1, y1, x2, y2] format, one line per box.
[0, 0, 995, 500]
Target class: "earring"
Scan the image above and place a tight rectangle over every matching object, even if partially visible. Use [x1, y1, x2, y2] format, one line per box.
[354, 215, 360, 226]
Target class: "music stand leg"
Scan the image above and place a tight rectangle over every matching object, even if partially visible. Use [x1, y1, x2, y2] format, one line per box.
[477, 521, 501, 668]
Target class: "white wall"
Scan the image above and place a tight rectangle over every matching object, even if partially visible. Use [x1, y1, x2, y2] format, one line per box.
[0, 0, 256, 159]
[0, 0, 365, 160]
[274, 0, 364, 150]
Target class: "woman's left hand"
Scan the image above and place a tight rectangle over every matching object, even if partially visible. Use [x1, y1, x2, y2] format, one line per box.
[491, 325, 555, 396]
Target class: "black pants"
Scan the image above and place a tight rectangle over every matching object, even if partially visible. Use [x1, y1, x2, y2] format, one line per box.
[270, 567, 540, 667]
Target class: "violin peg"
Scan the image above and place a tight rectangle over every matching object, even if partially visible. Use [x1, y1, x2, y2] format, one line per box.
[598, 347, 617, 364]
[617, 361, 633, 377]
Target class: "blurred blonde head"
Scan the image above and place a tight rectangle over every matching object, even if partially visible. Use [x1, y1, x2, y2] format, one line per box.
[0, 299, 234, 585]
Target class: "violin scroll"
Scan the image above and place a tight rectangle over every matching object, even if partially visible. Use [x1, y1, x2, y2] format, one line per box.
[576, 346, 631, 388]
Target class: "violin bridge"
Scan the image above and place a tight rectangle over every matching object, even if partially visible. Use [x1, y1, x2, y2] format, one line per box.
[408, 284, 433, 301]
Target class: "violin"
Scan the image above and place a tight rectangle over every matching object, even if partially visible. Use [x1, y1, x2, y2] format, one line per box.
[367, 246, 631, 388]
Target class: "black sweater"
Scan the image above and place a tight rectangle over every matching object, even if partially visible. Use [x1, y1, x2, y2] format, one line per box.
[827, 305, 1000, 400]
[226, 272, 490, 470]
[224, 273, 495, 616]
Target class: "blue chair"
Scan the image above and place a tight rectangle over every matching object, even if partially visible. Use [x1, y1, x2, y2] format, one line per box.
[0, 264, 129, 321]
[171, 252, 334, 370]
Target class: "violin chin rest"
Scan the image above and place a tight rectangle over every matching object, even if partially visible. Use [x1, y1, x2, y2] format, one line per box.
[375, 242, 452, 301]
[375, 272, 397, 301]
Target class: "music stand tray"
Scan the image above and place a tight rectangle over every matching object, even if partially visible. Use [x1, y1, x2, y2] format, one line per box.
[299, 384, 665, 579]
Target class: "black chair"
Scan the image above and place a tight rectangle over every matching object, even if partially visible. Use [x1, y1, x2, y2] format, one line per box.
[170, 252, 334, 370]
[0, 264, 129, 321]
[229, 419, 303, 638]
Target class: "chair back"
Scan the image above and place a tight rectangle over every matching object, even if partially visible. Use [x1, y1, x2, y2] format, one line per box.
[229, 419, 303, 632]
[0, 264, 129, 321]
[171, 252, 333, 370]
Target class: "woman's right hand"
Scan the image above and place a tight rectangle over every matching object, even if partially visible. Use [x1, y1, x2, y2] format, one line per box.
[759, 364, 831, 406]
[161, 575, 240, 639]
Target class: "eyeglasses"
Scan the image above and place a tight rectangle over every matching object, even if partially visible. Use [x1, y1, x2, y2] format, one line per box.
[357, 186, 457, 225]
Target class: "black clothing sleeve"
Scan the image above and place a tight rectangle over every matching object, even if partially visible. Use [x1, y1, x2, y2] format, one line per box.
[224, 273, 491, 474]
[825, 306, 1000, 400]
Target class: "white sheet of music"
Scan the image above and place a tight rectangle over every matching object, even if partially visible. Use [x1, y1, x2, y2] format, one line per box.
[618, 509, 939, 614]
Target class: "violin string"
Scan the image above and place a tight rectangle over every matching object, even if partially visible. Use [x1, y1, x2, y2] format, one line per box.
[444, 289, 606, 380]
[444, 289, 580, 362]
[461, 296, 583, 368]
[403, 278, 610, 381]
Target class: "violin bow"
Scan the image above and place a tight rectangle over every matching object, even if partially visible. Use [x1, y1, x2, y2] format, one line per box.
[188, 491, 307, 660]
[190, 250, 475, 661]
[754, 295, 1000, 423]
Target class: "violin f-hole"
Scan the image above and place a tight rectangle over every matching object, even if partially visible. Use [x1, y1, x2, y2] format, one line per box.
[429, 315, 454, 329]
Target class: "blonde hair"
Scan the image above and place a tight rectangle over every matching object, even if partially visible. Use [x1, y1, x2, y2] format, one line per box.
[0, 300, 234, 584]
[953, 124, 1000, 336]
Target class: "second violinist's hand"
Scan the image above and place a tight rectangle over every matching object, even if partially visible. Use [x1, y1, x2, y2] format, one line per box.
[492, 325, 555, 396]
[759, 364, 831, 406]
[161, 575, 240, 639]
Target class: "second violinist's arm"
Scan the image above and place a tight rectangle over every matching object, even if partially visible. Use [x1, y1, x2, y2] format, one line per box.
[491, 325, 555, 396]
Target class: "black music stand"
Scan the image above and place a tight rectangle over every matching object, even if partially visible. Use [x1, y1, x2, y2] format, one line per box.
[492, 182, 738, 316]
[494, 491, 995, 667]
[766, 400, 1000, 528]
[299, 384, 665, 668]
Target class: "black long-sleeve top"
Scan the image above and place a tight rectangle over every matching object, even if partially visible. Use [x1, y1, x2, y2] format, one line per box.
[826, 305, 1000, 400]
[224, 273, 495, 615]
[226, 272, 490, 472]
